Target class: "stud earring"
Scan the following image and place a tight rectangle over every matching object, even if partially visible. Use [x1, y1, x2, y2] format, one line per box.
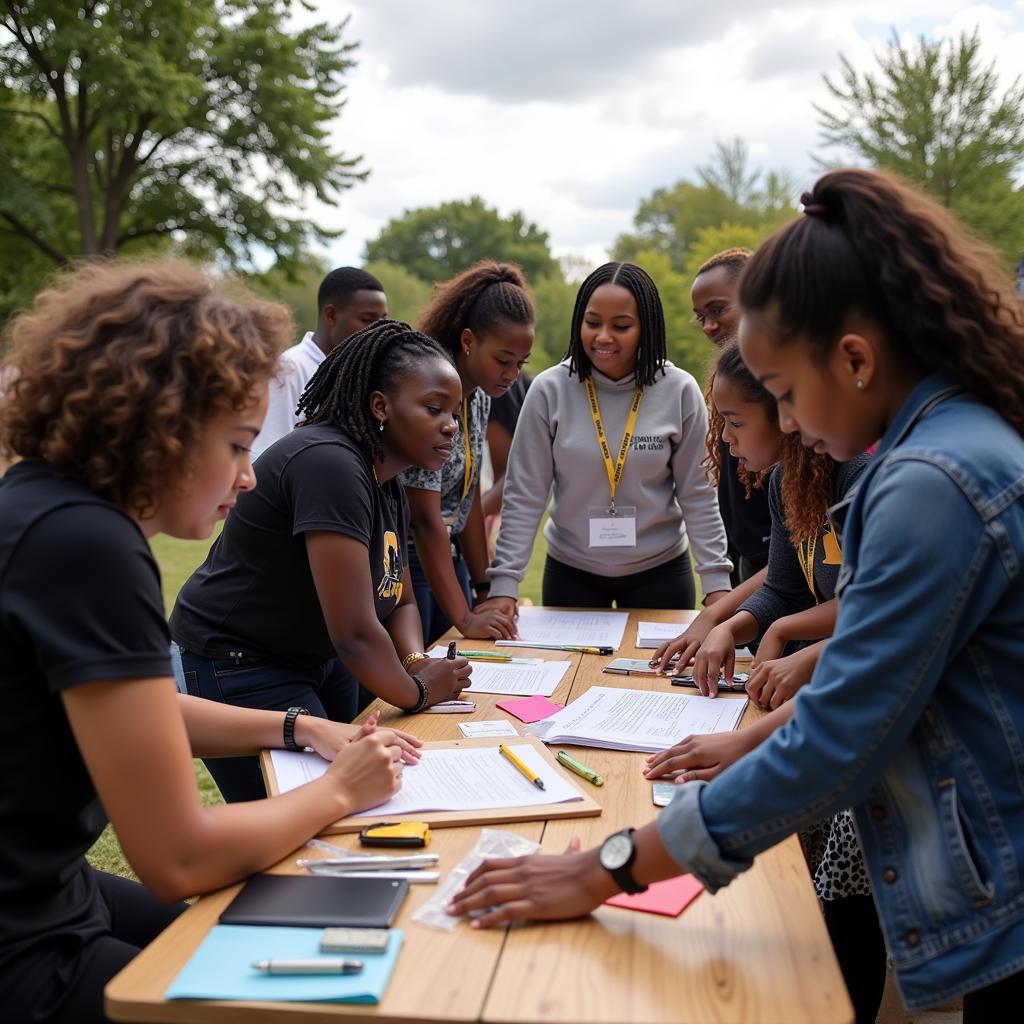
[856, 379, 866, 390]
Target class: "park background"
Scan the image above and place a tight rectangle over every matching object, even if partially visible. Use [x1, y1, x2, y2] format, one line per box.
[2, 1, 1023, 947]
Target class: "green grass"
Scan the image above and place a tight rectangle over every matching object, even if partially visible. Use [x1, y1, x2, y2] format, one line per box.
[86, 522, 549, 880]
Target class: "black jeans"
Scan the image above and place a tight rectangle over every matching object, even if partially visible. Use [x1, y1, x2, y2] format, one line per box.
[822, 895, 887, 1024]
[541, 551, 696, 609]
[179, 647, 367, 803]
[5, 870, 186, 1024]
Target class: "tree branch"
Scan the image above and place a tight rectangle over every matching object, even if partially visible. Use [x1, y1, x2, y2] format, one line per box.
[0, 211, 68, 264]
[0, 105, 63, 143]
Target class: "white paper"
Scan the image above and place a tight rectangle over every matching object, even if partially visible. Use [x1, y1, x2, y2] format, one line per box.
[635, 618, 698, 649]
[270, 744, 583, 811]
[501, 607, 628, 650]
[426, 646, 569, 696]
[458, 719, 519, 738]
[528, 685, 746, 753]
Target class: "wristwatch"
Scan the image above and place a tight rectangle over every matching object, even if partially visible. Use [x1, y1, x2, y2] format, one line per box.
[599, 828, 647, 894]
[283, 706, 310, 751]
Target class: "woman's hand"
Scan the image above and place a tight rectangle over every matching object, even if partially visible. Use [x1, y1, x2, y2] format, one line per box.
[648, 609, 718, 673]
[473, 596, 518, 620]
[323, 724, 405, 813]
[446, 838, 618, 929]
[643, 728, 759, 784]
[746, 644, 820, 710]
[458, 607, 518, 640]
[297, 712, 423, 765]
[691, 623, 738, 696]
[413, 656, 473, 705]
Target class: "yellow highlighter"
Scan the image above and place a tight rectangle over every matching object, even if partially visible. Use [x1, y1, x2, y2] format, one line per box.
[499, 744, 546, 791]
[556, 750, 604, 787]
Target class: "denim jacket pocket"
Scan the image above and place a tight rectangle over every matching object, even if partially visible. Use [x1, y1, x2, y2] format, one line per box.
[937, 778, 995, 909]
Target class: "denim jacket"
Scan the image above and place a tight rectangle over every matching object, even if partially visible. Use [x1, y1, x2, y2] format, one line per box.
[658, 374, 1024, 1008]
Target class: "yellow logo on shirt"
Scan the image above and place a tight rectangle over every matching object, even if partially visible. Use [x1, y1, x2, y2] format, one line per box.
[822, 524, 843, 565]
[377, 530, 403, 602]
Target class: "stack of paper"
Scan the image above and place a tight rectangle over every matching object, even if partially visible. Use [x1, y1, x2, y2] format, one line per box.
[426, 647, 569, 696]
[270, 744, 584, 811]
[635, 619, 697, 649]
[501, 607, 628, 650]
[528, 686, 746, 753]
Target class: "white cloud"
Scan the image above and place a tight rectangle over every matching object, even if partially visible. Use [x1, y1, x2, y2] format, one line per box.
[304, 1, 1024, 273]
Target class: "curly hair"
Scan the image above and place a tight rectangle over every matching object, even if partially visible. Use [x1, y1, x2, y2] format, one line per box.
[0, 259, 290, 518]
[694, 246, 753, 282]
[703, 343, 776, 496]
[566, 262, 667, 387]
[418, 260, 534, 359]
[739, 167, 1024, 435]
[777, 434, 837, 544]
[296, 318, 453, 464]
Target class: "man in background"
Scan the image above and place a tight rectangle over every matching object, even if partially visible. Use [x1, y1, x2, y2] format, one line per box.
[252, 267, 387, 458]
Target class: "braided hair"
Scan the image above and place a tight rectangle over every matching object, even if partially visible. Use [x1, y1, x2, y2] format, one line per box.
[566, 262, 667, 387]
[296, 318, 453, 462]
[419, 260, 534, 358]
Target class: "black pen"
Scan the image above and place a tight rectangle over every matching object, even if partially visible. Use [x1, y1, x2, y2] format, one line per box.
[446, 640, 458, 659]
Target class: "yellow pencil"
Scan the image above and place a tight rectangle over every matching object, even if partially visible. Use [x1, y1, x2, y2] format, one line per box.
[498, 744, 546, 791]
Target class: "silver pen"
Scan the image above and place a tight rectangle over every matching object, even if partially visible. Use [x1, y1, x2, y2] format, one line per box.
[252, 957, 364, 974]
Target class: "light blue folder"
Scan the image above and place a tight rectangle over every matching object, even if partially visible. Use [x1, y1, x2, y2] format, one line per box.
[165, 925, 404, 1003]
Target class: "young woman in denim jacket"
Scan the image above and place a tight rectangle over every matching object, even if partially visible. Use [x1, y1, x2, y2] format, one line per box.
[448, 168, 1024, 1021]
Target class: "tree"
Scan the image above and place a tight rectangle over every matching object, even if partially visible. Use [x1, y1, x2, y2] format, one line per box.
[529, 271, 577, 372]
[0, 1, 365, 279]
[363, 260, 432, 327]
[613, 140, 797, 272]
[364, 196, 559, 286]
[816, 29, 1024, 261]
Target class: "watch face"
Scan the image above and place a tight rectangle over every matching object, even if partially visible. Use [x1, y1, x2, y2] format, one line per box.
[600, 832, 633, 871]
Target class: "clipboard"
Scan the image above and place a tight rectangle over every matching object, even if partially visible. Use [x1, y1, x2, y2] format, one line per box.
[259, 735, 603, 835]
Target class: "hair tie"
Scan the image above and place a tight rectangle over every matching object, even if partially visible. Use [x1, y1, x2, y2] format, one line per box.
[800, 191, 830, 218]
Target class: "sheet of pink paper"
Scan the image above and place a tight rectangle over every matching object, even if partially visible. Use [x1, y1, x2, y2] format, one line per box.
[605, 875, 705, 917]
[496, 694, 564, 724]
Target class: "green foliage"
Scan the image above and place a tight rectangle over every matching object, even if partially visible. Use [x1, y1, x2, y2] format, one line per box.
[364, 196, 559, 286]
[246, 256, 329, 343]
[363, 260, 433, 327]
[613, 140, 798, 273]
[528, 271, 577, 372]
[816, 29, 1024, 262]
[0, 0, 365, 306]
[680, 222, 777, 284]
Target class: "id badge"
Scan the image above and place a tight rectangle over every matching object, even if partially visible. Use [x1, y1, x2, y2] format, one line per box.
[588, 505, 637, 548]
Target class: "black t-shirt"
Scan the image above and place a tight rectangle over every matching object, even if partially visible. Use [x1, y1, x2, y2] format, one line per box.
[717, 441, 773, 559]
[170, 424, 411, 669]
[487, 373, 531, 436]
[0, 460, 170, 963]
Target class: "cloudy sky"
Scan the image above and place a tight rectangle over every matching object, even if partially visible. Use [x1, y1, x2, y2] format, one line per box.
[306, 1, 1024, 271]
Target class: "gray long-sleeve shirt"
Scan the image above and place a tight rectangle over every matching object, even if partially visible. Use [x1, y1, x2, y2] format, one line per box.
[488, 359, 732, 599]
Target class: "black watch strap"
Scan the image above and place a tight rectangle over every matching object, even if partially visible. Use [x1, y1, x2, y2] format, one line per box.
[283, 707, 310, 751]
[601, 828, 648, 895]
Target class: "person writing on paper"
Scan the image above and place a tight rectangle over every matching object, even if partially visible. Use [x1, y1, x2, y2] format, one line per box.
[402, 261, 533, 644]
[649, 343, 869, 706]
[450, 170, 1024, 1020]
[692, 248, 773, 584]
[480, 262, 731, 612]
[171, 320, 471, 803]
[0, 261, 411, 1024]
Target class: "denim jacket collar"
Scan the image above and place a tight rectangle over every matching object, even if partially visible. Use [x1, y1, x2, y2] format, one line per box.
[873, 372, 962, 457]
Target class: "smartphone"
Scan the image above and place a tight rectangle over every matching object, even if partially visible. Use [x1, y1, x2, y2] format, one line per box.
[671, 673, 748, 692]
[652, 781, 678, 807]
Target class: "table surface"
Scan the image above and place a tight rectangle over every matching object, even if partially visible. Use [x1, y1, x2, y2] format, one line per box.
[106, 608, 854, 1024]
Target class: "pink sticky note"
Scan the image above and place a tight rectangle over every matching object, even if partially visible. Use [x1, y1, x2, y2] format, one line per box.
[496, 694, 564, 724]
[605, 875, 704, 917]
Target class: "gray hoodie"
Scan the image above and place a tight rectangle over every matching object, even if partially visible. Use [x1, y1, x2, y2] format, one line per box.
[488, 359, 732, 599]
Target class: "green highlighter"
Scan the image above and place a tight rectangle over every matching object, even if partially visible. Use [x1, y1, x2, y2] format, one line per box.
[556, 750, 604, 787]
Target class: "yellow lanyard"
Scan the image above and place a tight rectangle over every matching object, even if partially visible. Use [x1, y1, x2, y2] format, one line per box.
[460, 396, 474, 501]
[797, 519, 842, 603]
[583, 378, 643, 508]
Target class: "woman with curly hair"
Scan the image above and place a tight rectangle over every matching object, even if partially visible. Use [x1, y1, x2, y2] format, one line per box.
[402, 260, 534, 645]
[450, 169, 1024, 1021]
[0, 260, 410, 1024]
